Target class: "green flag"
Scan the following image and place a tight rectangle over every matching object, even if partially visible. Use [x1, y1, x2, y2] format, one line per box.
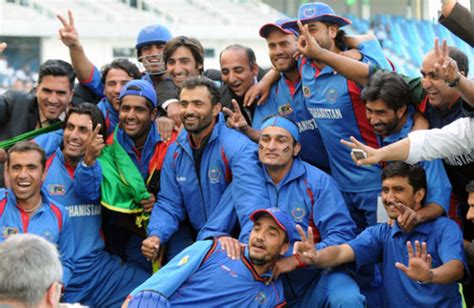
[98, 129, 150, 227]
[0, 122, 63, 149]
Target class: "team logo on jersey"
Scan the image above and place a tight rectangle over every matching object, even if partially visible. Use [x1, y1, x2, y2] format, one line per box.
[47, 184, 65, 196]
[2, 226, 19, 239]
[42, 229, 54, 241]
[278, 104, 293, 116]
[255, 292, 268, 304]
[325, 88, 338, 104]
[291, 207, 306, 222]
[176, 176, 186, 182]
[303, 85, 311, 97]
[208, 167, 221, 184]
[178, 255, 189, 266]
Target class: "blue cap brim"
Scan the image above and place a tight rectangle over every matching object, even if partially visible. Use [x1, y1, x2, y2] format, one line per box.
[282, 15, 351, 31]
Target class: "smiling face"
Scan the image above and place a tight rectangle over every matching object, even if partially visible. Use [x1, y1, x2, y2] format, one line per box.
[7, 151, 45, 205]
[366, 99, 406, 136]
[36, 75, 73, 122]
[220, 48, 258, 97]
[119, 95, 156, 145]
[104, 68, 134, 111]
[140, 43, 167, 74]
[421, 51, 460, 109]
[166, 46, 202, 87]
[179, 86, 220, 135]
[62, 113, 93, 164]
[248, 215, 289, 266]
[381, 176, 424, 219]
[266, 30, 298, 73]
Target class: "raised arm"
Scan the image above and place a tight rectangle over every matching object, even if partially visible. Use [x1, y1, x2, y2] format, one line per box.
[433, 38, 474, 108]
[296, 21, 371, 86]
[395, 240, 464, 284]
[293, 225, 355, 268]
[57, 11, 94, 83]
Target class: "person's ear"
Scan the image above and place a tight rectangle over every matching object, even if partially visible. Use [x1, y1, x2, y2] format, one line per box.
[45, 281, 62, 306]
[213, 102, 222, 117]
[293, 142, 301, 157]
[414, 188, 426, 204]
[280, 242, 290, 256]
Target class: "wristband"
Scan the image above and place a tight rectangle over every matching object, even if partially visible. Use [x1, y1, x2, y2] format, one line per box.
[294, 254, 306, 268]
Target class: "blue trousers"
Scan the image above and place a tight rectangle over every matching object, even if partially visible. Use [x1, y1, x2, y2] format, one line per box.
[286, 268, 366, 307]
[64, 253, 150, 307]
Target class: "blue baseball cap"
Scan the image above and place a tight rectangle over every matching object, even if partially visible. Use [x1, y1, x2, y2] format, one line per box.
[259, 18, 299, 38]
[282, 2, 351, 31]
[119, 80, 158, 109]
[250, 207, 298, 243]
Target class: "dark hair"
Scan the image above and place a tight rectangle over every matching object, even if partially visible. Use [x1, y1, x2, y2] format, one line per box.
[7, 142, 46, 171]
[179, 76, 220, 106]
[361, 71, 410, 111]
[448, 47, 469, 76]
[219, 44, 257, 69]
[64, 103, 107, 139]
[322, 22, 347, 51]
[382, 162, 427, 193]
[466, 180, 474, 193]
[100, 59, 141, 85]
[38, 60, 76, 90]
[164, 36, 204, 73]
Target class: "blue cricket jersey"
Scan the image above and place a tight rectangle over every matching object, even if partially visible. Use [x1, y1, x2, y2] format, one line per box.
[130, 239, 286, 307]
[253, 74, 330, 172]
[301, 40, 390, 192]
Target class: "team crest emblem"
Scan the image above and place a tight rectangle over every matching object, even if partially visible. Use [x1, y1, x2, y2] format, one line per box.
[208, 167, 220, 184]
[178, 255, 189, 266]
[2, 226, 19, 239]
[303, 7, 316, 18]
[303, 85, 311, 97]
[278, 104, 293, 116]
[255, 292, 268, 304]
[48, 184, 65, 196]
[325, 88, 338, 104]
[42, 229, 54, 241]
[291, 207, 306, 222]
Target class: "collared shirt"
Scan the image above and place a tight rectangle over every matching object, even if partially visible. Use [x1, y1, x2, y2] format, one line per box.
[348, 217, 469, 307]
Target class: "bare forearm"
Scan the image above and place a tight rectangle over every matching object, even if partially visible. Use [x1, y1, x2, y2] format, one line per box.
[455, 76, 474, 108]
[315, 244, 355, 268]
[69, 44, 94, 81]
[416, 203, 445, 223]
[377, 138, 411, 162]
[315, 48, 370, 86]
[430, 259, 464, 284]
[241, 127, 260, 143]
